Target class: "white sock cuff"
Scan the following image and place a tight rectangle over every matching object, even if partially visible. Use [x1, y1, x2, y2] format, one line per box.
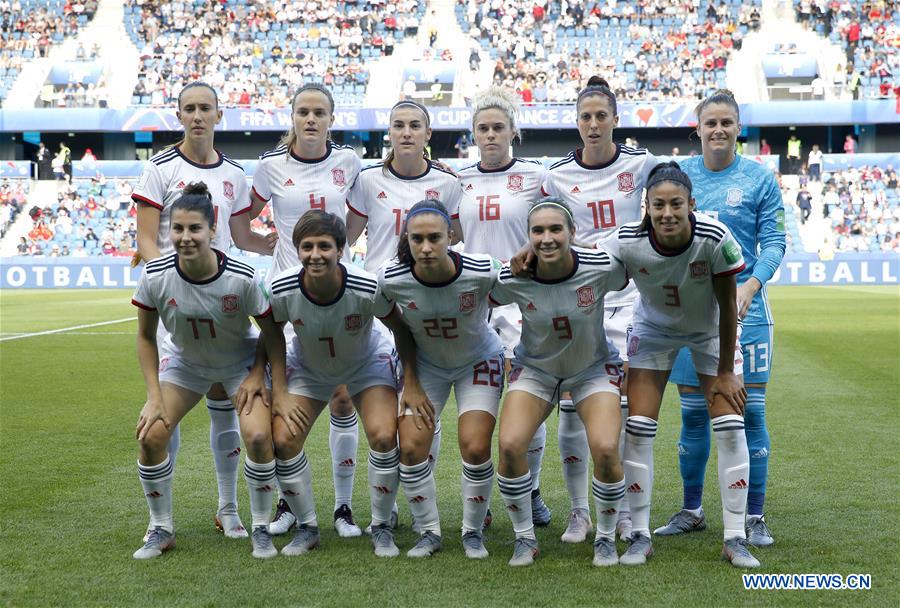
[206, 398, 233, 411]
[559, 398, 576, 413]
[712, 414, 745, 432]
[462, 459, 494, 480]
[275, 451, 309, 478]
[138, 456, 173, 479]
[625, 416, 658, 438]
[368, 447, 400, 469]
[497, 472, 532, 499]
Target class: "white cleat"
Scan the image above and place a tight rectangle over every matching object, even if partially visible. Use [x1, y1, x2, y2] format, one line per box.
[592, 536, 619, 567]
[333, 505, 362, 538]
[250, 526, 277, 559]
[371, 523, 400, 557]
[215, 504, 248, 539]
[560, 508, 593, 543]
[462, 530, 489, 559]
[133, 526, 175, 560]
[722, 537, 761, 568]
[281, 524, 320, 556]
[268, 499, 297, 536]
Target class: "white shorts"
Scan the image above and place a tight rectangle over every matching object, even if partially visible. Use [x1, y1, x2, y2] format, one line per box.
[403, 351, 504, 418]
[604, 301, 634, 362]
[489, 304, 521, 359]
[507, 356, 624, 406]
[158, 353, 254, 398]
[626, 322, 744, 376]
[286, 344, 399, 402]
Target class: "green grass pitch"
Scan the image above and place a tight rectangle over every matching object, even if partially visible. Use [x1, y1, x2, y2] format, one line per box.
[1, 286, 897, 607]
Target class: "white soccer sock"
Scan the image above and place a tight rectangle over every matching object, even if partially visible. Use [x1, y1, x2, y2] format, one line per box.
[558, 400, 590, 510]
[623, 416, 657, 536]
[400, 459, 440, 536]
[428, 420, 442, 472]
[713, 415, 750, 540]
[592, 476, 626, 541]
[368, 448, 400, 526]
[275, 451, 317, 527]
[497, 472, 535, 540]
[138, 456, 174, 532]
[244, 458, 276, 528]
[329, 412, 358, 511]
[617, 396, 630, 519]
[207, 399, 241, 511]
[461, 459, 494, 534]
[527, 421, 546, 490]
[167, 423, 180, 470]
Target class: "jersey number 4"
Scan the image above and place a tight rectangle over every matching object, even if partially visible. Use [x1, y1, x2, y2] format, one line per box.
[309, 194, 326, 210]
[587, 200, 616, 229]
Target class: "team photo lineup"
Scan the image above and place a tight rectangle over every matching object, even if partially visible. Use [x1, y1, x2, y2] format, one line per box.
[126, 76, 783, 571]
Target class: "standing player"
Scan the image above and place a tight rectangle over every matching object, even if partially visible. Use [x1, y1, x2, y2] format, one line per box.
[131, 183, 284, 559]
[491, 199, 628, 568]
[602, 161, 759, 568]
[132, 81, 273, 539]
[249, 83, 364, 538]
[261, 210, 429, 558]
[456, 85, 552, 527]
[657, 90, 785, 547]
[539, 76, 657, 544]
[379, 200, 504, 559]
[346, 99, 463, 499]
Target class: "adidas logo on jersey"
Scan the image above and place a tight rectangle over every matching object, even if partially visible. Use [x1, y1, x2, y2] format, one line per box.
[627, 483, 643, 493]
[571, 186, 581, 193]
[175, 180, 186, 190]
[752, 448, 769, 458]
[465, 184, 474, 191]
[407, 301, 418, 309]
[284, 178, 295, 186]
[638, 267, 650, 275]
[728, 478, 748, 490]
[167, 298, 178, 307]
[377, 191, 387, 199]
[526, 302, 536, 311]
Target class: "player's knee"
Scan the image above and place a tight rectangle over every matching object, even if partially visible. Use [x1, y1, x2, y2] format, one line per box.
[242, 426, 272, 457]
[459, 436, 491, 464]
[498, 433, 528, 467]
[367, 428, 397, 454]
[272, 423, 298, 458]
[139, 421, 171, 455]
[398, 435, 429, 463]
[329, 387, 354, 415]
[588, 437, 619, 471]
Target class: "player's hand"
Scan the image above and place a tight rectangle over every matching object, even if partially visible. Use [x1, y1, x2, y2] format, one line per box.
[235, 369, 270, 415]
[736, 279, 760, 320]
[401, 382, 435, 431]
[136, 397, 171, 441]
[264, 231, 278, 252]
[272, 390, 310, 437]
[707, 372, 747, 414]
[430, 159, 458, 177]
[509, 244, 535, 277]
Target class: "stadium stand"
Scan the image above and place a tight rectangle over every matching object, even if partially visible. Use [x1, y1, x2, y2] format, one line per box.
[123, 0, 426, 107]
[1, 178, 28, 239]
[821, 164, 900, 252]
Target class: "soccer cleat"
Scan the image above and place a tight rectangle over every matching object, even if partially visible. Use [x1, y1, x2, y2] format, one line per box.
[333, 504, 362, 538]
[592, 536, 619, 567]
[483, 508, 493, 530]
[746, 514, 774, 547]
[653, 508, 707, 536]
[365, 504, 399, 535]
[215, 504, 248, 538]
[406, 531, 443, 558]
[508, 536, 539, 567]
[268, 499, 297, 536]
[281, 524, 320, 556]
[462, 530, 489, 559]
[531, 490, 552, 527]
[616, 513, 633, 543]
[133, 526, 175, 560]
[371, 523, 400, 557]
[560, 508, 593, 543]
[722, 537, 761, 568]
[250, 526, 277, 559]
[619, 533, 653, 565]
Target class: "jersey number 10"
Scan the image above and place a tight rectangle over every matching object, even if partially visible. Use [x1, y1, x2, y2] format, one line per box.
[587, 200, 616, 229]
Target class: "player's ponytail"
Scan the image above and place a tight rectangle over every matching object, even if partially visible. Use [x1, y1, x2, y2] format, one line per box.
[639, 161, 694, 230]
[172, 181, 216, 228]
[396, 199, 452, 266]
[576, 75, 617, 115]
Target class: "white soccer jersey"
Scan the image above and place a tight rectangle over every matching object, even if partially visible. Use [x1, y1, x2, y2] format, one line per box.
[268, 262, 394, 377]
[347, 161, 463, 272]
[378, 252, 503, 369]
[131, 251, 269, 369]
[252, 141, 361, 275]
[457, 158, 546, 261]
[132, 147, 251, 255]
[489, 247, 627, 378]
[603, 214, 746, 337]
[542, 145, 656, 307]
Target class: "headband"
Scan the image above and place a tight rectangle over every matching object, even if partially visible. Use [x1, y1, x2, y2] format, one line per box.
[406, 206, 451, 226]
[528, 201, 574, 223]
[391, 100, 431, 126]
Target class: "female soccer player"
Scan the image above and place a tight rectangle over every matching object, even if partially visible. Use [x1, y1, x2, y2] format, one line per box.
[540, 76, 657, 544]
[258, 210, 429, 558]
[657, 90, 786, 547]
[456, 85, 552, 527]
[131, 183, 283, 560]
[602, 161, 759, 568]
[491, 199, 628, 568]
[132, 82, 273, 539]
[379, 200, 504, 559]
[250, 83, 364, 538]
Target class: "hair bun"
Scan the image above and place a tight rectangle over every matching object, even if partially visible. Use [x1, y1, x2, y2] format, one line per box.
[182, 181, 210, 196]
[586, 75, 610, 89]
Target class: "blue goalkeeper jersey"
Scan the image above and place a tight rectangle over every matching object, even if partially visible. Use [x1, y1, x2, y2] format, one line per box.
[680, 155, 786, 326]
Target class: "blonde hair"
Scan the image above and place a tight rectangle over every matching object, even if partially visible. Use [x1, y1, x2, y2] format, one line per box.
[279, 83, 335, 154]
[471, 85, 521, 143]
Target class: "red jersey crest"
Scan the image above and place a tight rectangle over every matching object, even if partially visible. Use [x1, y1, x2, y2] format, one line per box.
[617, 172, 635, 193]
[459, 292, 476, 312]
[507, 174, 524, 192]
[223, 180, 235, 200]
[332, 168, 346, 187]
[576, 285, 595, 307]
[222, 294, 239, 313]
[344, 314, 362, 330]
[425, 189, 440, 201]
[690, 261, 709, 278]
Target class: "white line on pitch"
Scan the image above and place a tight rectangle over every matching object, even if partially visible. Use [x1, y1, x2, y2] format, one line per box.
[0, 317, 137, 342]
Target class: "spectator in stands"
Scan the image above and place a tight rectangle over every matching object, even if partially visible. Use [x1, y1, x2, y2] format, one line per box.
[35, 142, 52, 180]
[822, 184, 840, 217]
[843, 134, 856, 154]
[787, 134, 802, 174]
[807, 144, 823, 181]
[81, 148, 96, 163]
[52, 150, 66, 181]
[59, 142, 72, 182]
[796, 187, 813, 224]
[16, 237, 28, 255]
[759, 139, 771, 155]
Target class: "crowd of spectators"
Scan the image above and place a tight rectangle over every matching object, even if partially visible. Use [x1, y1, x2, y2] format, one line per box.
[459, 0, 761, 103]
[126, 0, 425, 107]
[820, 164, 900, 252]
[1, 179, 28, 240]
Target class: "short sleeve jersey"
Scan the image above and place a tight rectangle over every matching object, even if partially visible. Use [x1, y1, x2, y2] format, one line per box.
[680, 155, 786, 326]
[378, 252, 503, 369]
[489, 247, 627, 378]
[456, 158, 546, 261]
[132, 147, 251, 255]
[604, 215, 745, 337]
[347, 161, 463, 272]
[131, 251, 269, 369]
[268, 262, 394, 376]
[252, 142, 361, 275]
[542, 145, 657, 306]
